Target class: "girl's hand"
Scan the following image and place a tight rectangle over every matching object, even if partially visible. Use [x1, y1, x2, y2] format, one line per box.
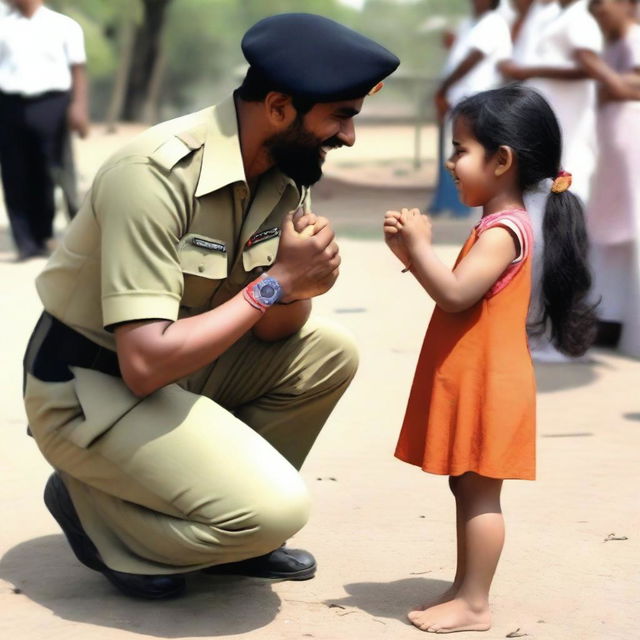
[398, 208, 432, 250]
[384, 210, 411, 269]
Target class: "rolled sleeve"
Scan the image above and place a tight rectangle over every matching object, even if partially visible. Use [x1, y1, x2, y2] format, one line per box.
[92, 160, 189, 329]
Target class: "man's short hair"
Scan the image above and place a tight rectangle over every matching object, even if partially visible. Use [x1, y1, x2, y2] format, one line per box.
[237, 67, 316, 115]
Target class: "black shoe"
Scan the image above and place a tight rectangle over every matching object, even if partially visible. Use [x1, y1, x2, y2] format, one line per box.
[203, 546, 317, 581]
[44, 473, 186, 599]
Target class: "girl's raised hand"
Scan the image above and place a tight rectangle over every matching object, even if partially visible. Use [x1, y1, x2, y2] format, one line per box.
[398, 208, 432, 249]
[384, 210, 411, 269]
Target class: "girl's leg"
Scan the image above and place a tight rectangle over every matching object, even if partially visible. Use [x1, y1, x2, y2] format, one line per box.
[418, 476, 466, 609]
[409, 472, 503, 633]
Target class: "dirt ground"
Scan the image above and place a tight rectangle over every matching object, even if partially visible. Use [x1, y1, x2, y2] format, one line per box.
[0, 123, 638, 640]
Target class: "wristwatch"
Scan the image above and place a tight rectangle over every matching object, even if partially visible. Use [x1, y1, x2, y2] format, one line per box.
[252, 276, 283, 306]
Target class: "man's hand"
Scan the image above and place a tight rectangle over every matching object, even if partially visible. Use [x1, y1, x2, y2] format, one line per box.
[267, 209, 340, 301]
[293, 209, 319, 237]
[68, 101, 89, 138]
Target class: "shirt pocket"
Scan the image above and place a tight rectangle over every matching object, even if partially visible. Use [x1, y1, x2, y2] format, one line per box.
[178, 233, 228, 308]
[242, 236, 279, 273]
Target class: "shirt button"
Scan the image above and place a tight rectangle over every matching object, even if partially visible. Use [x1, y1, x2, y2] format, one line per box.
[198, 264, 205, 273]
[267, 255, 272, 263]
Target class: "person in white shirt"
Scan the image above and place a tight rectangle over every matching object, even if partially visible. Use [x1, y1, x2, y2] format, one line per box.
[435, 0, 513, 112]
[0, 0, 88, 261]
[499, 0, 602, 202]
[499, 0, 603, 362]
[429, 0, 512, 217]
[510, 0, 561, 65]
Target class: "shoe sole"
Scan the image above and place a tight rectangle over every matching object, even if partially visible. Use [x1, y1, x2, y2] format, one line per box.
[100, 572, 186, 599]
[206, 563, 317, 581]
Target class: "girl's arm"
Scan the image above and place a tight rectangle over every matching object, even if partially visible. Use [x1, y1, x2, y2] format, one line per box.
[392, 210, 517, 313]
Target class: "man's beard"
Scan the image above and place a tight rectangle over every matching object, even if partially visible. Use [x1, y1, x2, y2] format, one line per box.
[265, 115, 342, 187]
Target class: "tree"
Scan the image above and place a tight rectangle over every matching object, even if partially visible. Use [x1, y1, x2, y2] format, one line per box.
[121, 0, 173, 122]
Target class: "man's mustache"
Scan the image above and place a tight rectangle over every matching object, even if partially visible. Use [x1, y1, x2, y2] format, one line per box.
[321, 136, 343, 149]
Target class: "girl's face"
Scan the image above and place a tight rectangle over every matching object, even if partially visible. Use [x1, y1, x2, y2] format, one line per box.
[589, 0, 635, 34]
[446, 116, 499, 207]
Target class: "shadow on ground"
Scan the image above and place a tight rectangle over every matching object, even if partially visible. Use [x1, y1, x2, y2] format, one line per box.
[534, 359, 601, 394]
[325, 577, 451, 624]
[0, 535, 281, 637]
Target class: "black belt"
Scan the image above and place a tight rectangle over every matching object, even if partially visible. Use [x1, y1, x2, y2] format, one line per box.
[24, 312, 121, 384]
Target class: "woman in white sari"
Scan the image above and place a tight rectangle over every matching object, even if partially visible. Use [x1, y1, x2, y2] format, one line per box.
[586, 0, 640, 357]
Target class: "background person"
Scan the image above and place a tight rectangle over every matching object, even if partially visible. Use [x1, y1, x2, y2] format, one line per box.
[429, 0, 512, 218]
[499, 0, 603, 361]
[0, 0, 88, 261]
[585, 0, 640, 356]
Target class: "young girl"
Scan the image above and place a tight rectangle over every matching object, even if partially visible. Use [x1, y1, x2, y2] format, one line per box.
[383, 84, 595, 634]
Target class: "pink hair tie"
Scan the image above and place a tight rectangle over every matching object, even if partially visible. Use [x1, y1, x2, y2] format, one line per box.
[551, 170, 572, 194]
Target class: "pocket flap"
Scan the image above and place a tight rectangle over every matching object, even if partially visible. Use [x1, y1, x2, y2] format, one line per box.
[179, 233, 228, 279]
[242, 236, 279, 272]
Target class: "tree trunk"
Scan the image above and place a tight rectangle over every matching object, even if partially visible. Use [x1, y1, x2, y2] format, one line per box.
[122, 0, 172, 122]
[104, 4, 137, 132]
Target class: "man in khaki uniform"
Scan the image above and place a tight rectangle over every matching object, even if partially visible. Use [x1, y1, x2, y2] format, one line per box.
[23, 13, 399, 599]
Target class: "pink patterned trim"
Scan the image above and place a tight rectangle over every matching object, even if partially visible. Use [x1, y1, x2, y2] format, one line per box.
[476, 209, 533, 298]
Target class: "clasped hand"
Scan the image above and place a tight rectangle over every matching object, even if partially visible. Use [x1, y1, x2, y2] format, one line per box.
[268, 208, 340, 301]
[383, 207, 432, 269]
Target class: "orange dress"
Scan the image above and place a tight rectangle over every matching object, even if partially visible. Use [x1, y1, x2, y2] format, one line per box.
[395, 210, 536, 480]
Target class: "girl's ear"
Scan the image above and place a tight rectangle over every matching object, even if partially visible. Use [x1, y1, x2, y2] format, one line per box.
[494, 145, 515, 177]
[264, 91, 296, 127]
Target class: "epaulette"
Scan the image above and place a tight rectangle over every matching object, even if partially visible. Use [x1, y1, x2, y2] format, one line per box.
[150, 134, 202, 173]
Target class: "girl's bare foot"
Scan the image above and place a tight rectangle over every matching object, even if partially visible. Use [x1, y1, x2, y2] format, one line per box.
[408, 597, 491, 633]
[416, 585, 459, 611]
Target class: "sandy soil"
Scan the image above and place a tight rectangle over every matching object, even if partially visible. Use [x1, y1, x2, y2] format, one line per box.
[0, 123, 638, 640]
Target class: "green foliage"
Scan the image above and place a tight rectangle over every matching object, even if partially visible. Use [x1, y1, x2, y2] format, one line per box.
[44, 0, 473, 119]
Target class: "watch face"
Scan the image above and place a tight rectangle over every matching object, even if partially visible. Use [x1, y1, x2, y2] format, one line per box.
[254, 277, 282, 305]
[261, 284, 275, 298]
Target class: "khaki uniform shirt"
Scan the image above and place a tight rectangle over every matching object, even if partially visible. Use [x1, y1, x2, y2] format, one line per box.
[36, 94, 309, 349]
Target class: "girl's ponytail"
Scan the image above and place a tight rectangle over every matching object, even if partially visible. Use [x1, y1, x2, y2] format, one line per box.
[454, 85, 598, 357]
[539, 188, 597, 356]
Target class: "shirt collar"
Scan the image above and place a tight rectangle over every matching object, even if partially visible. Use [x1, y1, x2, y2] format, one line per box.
[194, 93, 302, 202]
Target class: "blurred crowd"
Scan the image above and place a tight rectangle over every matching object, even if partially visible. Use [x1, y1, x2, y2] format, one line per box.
[1, 0, 639, 362]
[428, 0, 640, 360]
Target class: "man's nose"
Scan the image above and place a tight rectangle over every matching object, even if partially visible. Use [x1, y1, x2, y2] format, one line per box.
[339, 120, 356, 148]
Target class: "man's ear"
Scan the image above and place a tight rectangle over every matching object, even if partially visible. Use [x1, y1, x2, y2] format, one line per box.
[264, 92, 296, 127]
[494, 145, 515, 177]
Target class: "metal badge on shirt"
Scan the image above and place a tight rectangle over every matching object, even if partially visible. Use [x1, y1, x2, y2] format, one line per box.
[191, 236, 226, 253]
[246, 227, 280, 248]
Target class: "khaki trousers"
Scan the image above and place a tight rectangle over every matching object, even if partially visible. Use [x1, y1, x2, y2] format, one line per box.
[24, 318, 358, 574]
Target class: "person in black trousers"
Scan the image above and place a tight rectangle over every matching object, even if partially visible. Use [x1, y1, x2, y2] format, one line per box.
[0, 0, 88, 261]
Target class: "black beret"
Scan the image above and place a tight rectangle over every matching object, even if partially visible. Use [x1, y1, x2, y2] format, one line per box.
[241, 13, 400, 102]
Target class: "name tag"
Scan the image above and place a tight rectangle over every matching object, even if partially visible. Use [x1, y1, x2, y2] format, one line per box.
[246, 227, 280, 248]
[191, 237, 226, 253]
